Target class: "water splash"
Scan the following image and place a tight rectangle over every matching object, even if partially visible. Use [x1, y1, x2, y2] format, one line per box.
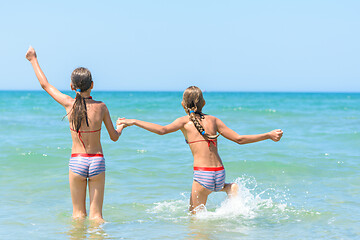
[195, 177, 286, 220]
[149, 199, 186, 214]
[147, 176, 308, 222]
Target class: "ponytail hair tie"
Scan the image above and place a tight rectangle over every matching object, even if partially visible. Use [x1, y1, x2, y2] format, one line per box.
[189, 110, 195, 114]
[201, 131, 205, 135]
[76, 89, 81, 92]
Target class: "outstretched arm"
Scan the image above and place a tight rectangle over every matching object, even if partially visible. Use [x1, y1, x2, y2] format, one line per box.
[103, 106, 125, 142]
[26, 46, 73, 108]
[117, 117, 187, 135]
[216, 118, 283, 144]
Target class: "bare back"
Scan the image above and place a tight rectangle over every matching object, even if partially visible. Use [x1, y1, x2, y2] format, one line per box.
[181, 114, 223, 168]
[66, 99, 107, 154]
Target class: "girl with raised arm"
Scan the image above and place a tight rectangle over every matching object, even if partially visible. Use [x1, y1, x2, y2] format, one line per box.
[26, 47, 125, 222]
[117, 86, 283, 213]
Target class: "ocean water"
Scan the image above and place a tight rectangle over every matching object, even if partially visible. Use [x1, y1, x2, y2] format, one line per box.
[0, 91, 359, 240]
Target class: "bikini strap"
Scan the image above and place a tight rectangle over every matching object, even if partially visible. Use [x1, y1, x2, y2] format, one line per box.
[70, 128, 101, 133]
[70, 128, 101, 149]
[185, 139, 217, 147]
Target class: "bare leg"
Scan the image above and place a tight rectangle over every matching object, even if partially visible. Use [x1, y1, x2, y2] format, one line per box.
[189, 180, 212, 214]
[88, 172, 105, 223]
[69, 170, 87, 219]
[221, 183, 239, 198]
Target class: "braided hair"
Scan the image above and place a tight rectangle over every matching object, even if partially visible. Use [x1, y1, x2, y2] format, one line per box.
[65, 67, 93, 132]
[182, 86, 219, 139]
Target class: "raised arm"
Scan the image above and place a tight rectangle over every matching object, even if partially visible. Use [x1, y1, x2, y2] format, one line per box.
[216, 118, 283, 144]
[26, 46, 73, 108]
[103, 105, 125, 142]
[117, 117, 187, 135]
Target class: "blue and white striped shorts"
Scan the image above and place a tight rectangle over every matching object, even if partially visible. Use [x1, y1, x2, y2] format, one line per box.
[193, 166, 226, 192]
[69, 153, 105, 178]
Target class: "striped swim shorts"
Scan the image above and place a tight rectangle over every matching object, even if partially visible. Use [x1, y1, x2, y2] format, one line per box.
[69, 153, 105, 178]
[193, 166, 226, 192]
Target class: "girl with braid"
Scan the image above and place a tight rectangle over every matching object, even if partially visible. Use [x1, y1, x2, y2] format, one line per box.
[26, 47, 126, 222]
[117, 86, 283, 213]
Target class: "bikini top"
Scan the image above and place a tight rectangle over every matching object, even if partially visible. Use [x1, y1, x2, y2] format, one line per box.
[185, 139, 217, 147]
[70, 127, 101, 149]
[69, 96, 101, 149]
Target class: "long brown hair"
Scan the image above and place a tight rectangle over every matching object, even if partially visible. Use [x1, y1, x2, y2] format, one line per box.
[67, 67, 93, 132]
[182, 86, 219, 139]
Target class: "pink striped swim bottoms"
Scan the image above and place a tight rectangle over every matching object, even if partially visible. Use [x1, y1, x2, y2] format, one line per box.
[193, 166, 225, 192]
[69, 153, 105, 178]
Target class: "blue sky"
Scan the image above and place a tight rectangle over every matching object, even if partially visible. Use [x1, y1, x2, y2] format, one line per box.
[1, 0, 359, 92]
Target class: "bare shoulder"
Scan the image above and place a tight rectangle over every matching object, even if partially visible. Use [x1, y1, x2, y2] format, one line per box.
[64, 97, 75, 111]
[64, 95, 75, 106]
[204, 114, 217, 119]
[89, 100, 107, 114]
[98, 101, 108, 112]
[204, 114, 219, 122]
[93, 100, 105, 107]
[204, 115, 224, 129]
[176, 115, 190, 124]
[178, 115, 189, 121]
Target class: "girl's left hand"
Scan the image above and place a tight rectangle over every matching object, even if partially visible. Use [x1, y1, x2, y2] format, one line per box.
[26, 46, 37, 62]
[117, 123, 127, 130]
[268, 129, 283, 142]
[117, 118, 134, 127]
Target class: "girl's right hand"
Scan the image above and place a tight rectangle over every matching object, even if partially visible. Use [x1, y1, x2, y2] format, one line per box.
[26, 46, 37, 62]
[268, 129, 283, 142]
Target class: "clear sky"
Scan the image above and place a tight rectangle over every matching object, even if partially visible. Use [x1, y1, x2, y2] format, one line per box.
[1, 0, 359, 92]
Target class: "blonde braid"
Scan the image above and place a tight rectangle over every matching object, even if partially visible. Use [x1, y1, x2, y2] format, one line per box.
[183, 86, 220, 139]
[188, 108, 219, 139]
[189, 108, 205, 135]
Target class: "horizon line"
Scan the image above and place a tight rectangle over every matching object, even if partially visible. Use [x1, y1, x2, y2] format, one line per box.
[0, 89, 359, 94]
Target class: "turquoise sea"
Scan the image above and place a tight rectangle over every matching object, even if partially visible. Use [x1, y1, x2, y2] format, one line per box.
[0, 91, 359, 239]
